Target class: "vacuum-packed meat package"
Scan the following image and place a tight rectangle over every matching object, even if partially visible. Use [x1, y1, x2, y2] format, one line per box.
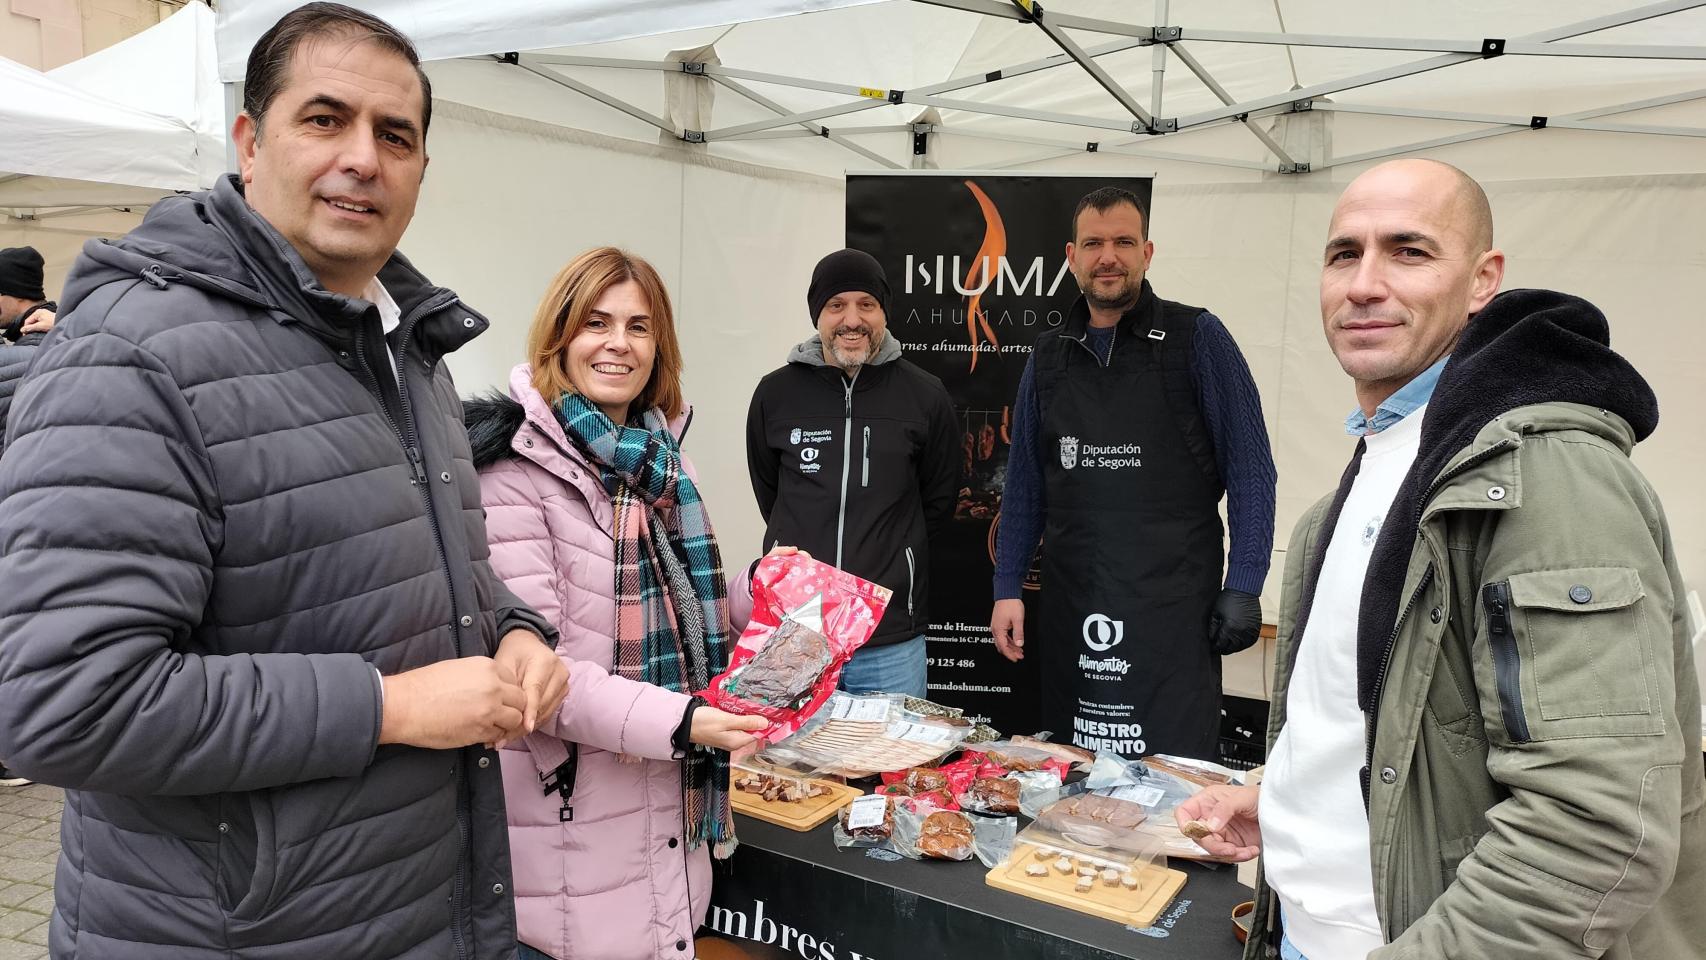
[704, 555, 892, 742]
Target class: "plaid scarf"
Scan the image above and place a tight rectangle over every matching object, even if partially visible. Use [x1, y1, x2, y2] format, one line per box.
[555, 391, 735, 855]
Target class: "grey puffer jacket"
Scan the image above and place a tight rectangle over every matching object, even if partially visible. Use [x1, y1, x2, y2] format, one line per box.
[0, 175, 552, 960]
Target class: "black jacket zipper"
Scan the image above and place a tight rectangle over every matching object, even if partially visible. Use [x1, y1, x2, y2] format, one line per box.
[1483, 581, 1531, 743]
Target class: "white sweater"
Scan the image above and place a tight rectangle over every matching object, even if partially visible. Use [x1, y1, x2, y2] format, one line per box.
[1259, 406, 1425, 959]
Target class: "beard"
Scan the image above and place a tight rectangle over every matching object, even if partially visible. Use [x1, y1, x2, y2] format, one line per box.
[827, 326, 882, 370]
[1077, 268, 1142, 313]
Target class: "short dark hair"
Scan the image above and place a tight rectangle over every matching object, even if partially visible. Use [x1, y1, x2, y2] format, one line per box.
[243, 3, 433, 138]
[1071, 186, 1150, 241]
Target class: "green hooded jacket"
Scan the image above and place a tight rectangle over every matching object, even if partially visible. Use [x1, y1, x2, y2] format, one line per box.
[1247, 290, 1706, 959]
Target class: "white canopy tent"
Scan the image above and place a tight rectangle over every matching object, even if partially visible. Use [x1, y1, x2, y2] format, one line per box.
[208, 2, 1706, 697]
[1, 2, 223, 307]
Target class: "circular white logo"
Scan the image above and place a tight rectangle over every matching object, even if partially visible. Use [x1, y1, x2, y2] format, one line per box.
[790, 428, 802, 444]
[801, 447, 819, 463]
[1082, 613, 1124, 652]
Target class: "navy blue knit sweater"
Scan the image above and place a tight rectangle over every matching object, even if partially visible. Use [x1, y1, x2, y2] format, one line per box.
[993, 312, 1277, 600]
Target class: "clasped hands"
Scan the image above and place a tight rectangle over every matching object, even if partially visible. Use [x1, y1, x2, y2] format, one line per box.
[378, 629, 570, 751]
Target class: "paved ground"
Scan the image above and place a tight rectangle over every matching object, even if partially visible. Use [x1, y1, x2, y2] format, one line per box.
[0, 783, 61, 960]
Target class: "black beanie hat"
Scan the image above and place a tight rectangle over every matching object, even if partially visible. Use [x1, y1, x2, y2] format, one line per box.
[0, 247, 46, 302]
[807, 248, 890, 325]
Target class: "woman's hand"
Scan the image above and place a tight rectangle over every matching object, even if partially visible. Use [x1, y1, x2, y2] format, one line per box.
[690, 706, 769, 752]
[766, 545, 808, 560]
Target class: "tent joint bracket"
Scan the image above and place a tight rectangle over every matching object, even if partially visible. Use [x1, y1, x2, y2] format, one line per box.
[1291, 99, 1314, 112]
[1151, 26, 1182, 43]
[1482, 38, 1506, 58]
[1531, 115, 1548, 129]
[1279, 162, 1311, 174]
[680, 62, 707, 75]
[500, 52, 519, 65]
[681, 130, 706, 144]
[888, 89, 906, 104]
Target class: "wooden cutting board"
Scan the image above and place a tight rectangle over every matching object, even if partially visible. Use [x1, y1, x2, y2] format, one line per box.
[984, 843, 1188, 928]
[732, 780, 862, 832]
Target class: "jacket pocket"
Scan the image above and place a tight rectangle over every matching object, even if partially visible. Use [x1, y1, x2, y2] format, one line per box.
[904, 546, 916, 618]
[217, 791, 279, 922]
[1505, 566, 1655, 725]
[1482, 581, 1531, 743]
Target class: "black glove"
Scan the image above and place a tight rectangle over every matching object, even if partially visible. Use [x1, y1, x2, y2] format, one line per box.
[1208, 588, 1263, 655]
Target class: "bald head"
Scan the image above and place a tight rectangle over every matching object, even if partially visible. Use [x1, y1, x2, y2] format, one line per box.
[1344, 159, 1492, 253]
[1320, 157, 1506, 419]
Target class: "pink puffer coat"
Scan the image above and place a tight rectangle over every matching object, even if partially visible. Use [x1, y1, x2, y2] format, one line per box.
[471, 363, 746, 960]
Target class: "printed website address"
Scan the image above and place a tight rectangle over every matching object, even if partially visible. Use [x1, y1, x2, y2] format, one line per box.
[927, 681, 1013, 695]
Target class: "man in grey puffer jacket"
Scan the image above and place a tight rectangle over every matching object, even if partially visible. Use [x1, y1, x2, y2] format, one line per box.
[0, 5, 566, 958]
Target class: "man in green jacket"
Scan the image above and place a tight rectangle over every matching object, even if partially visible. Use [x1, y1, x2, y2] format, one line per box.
[1179, 158, 1705, 960]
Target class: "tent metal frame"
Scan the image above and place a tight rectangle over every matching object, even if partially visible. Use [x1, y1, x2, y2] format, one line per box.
[490, 0, 1706, 174]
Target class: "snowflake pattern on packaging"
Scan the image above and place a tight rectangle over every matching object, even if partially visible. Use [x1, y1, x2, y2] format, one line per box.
[702, 554, 892, 742]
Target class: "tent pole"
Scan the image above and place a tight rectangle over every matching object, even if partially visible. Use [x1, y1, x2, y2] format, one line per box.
[512, 55, 675, 134]
[915, 0, 1152, 37]
[934, 126, 1272, 171]
[1151, 0, 1168, 119]
[223, 82, 241, 171]
[1169, 43, 1298, 167]
[1171, 0, 1706, 132]
[1016, 0, 1157, 129]
[709, 75, 902, 168]
[906, 93, 1139, 132]
[1318, 85, 1706, 170]
[1316, 101, 1706, 138]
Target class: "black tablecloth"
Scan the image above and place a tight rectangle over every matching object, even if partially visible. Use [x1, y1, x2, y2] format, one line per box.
[706, 814, 1251, 960]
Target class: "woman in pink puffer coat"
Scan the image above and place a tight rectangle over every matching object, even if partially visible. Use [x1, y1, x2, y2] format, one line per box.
[466, 248, 770, 960]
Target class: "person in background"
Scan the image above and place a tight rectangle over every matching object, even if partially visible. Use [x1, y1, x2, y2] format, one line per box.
[467, 246, 772, 960]
[1179, 159, 1705, 960]
[0, 245, 58, 455]
[0, 246, 55, 344]
[745, 248, 958, 699]
[990, 186, 1277, 760]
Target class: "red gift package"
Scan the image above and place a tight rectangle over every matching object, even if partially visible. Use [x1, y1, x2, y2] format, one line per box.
[703, 554, 892, 742]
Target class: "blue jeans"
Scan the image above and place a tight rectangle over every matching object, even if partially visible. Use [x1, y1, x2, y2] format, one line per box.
[1280, 934, 1308, 960]
[517, 944, 554, 960]
[838, 634, 927, 699]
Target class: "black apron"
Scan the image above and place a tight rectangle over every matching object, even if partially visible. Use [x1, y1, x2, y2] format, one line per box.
[1035, 286, 1224, 760]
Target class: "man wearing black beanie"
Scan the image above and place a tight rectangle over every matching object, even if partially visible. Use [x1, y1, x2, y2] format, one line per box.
[0, 246, 57, 343]
[745, 248, 958, 698]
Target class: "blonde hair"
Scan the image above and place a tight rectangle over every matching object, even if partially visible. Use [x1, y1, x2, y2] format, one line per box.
[526, 247, 684, 419]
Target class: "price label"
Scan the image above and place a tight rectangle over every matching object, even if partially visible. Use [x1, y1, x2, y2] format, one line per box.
[889, 721, 956, 746]
[847, 794, 888, 828]
[830, 697, 891, 723]
[1101, 784, 1167, 807]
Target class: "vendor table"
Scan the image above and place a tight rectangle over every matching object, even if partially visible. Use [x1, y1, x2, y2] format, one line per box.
[702, 814, 1251, 960]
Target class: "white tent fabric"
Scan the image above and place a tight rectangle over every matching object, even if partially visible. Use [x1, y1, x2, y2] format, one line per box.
[203, 2, 1706, 698]
[49, 1, 226, 191]
[0, 56, 200, 197]
[215, 1, 1706, 180]
[2, 2, 225, 308]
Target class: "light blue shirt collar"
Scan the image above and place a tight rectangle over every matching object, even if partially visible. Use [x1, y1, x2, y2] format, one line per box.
[1345, 356, 1447, 436]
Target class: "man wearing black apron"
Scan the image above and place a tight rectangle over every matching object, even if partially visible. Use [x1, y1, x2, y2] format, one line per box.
[991, 187, 1277, 760]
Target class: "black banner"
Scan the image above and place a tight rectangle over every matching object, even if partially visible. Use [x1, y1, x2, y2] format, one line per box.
[847, 173, 1154, 735]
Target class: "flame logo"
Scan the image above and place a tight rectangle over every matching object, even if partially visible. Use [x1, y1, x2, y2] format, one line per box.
[961, 180, 1004, 372]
